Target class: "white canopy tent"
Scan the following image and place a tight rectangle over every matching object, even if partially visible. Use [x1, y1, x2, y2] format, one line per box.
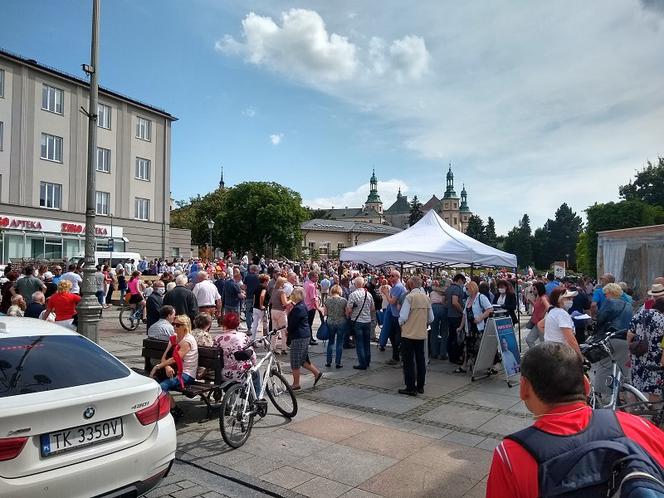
[339, 210, 518, 268]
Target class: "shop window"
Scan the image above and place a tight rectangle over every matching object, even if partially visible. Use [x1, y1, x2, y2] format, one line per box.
[63, 238, 81, 259]
[45, 238, 63, 259]
[171, 247, 180, 257]
[5, 234, 24, 260]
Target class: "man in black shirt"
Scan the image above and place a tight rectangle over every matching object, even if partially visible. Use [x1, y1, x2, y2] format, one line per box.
[146, 280, 166, 330]
[243, 265, 260, 331]
[163, 274, 198, 323]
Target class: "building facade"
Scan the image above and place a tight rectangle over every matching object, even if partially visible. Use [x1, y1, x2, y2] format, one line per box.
[301, 219, 402, 258]
[0, 48, 193, 263]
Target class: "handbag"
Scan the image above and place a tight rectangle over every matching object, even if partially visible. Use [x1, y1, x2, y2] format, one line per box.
[316, 319, 330, 341]
[628, 336, 648, 356]
[39, 309, 56, 322]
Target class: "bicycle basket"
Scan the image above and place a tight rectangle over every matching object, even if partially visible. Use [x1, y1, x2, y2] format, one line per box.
[582, 340, 613, 363]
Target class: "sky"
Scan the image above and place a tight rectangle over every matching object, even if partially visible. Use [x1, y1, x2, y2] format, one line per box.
[2, 0, 664, 234]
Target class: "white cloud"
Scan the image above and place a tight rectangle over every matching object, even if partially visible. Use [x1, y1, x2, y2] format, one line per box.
[270, 133, 284, 145]
[304, 179, 409, 209]
[216, 9, 430, 85]
[242, 106, 256, 117]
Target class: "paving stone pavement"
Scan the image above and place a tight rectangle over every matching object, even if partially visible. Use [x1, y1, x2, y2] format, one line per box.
[97, 309, 532, 497]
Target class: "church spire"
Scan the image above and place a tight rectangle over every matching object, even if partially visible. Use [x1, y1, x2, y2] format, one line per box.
[443, 162, 457, 198]
[365, 168, 383, 213]
[219, 166, 225, 189]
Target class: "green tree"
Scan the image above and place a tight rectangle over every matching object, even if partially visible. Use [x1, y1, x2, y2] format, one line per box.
[619, 157, 664, 209]
[465, 215, 485, 241]
[216, 182, 307, 258]
[170, 189, 227, 248]
[484, 217, 497, 247]
[547, 203, 583, 269]
[580, 200, 664, 275]
[503, 214, 533, 267]
[408, 195, 423, 226]
[575, 232, 592, 276]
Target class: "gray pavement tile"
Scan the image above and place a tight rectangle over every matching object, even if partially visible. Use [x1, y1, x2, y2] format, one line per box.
[224, 455, 290, 478]
[418, 404, 496, 430]
[291, 444, 398, 487]
[175, 480, 198, 489]
[317, 385, 381, 405]
[339, 426, 433, 459]
[239, 427, 333, 460]
[286, 414, 373, 443]
[319, 366, 364, 379]
[202, 493, 229, 498]
[354, 391, 426, 414]
[261, 466, 316, 489]
[354, 413, 420, 431]
[463, 478, 488, 498]
[441, 431, 487, 447]
[325, 406, 367, 419]
[408, 423, 453, 439]
[470, 379, 521, 396]
[206, 449, 255, 468]
[508, 400, 531, 415]
[456, 391, 524, 410]
[477, 413, 532, 436]
[144, 483, 182, 498]
[171, 486, 210, 498]
[359, 462, 478, 498]
[292, 476, 353, 498]
[353, 371, 405, 389]
[296, 398, 337, 413]
[340, 489, 383, 498]
[404, 440, 492, 481]
[476, 437, 502, 451]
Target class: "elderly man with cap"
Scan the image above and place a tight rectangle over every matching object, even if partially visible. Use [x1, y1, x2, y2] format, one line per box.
[42, 271, 58, 299]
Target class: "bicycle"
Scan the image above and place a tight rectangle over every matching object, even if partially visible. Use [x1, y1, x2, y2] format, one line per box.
[118, 302, 144, 331]
[219, 326, 298, 449]
[581, 329, 649, 410]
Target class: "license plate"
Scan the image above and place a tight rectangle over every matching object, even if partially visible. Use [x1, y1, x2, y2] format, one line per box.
[40, 417, 123, 457]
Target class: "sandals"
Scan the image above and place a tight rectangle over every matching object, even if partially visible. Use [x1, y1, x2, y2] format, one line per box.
[314, 372, 324, 387]
[453, 367, 467, 374]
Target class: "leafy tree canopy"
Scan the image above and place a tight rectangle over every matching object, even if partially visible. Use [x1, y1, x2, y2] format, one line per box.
[465, 215, 485, 242]
[619, 157, 664, 209]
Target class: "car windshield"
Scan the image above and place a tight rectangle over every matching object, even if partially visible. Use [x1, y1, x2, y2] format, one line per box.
[0, 335, 130, 397]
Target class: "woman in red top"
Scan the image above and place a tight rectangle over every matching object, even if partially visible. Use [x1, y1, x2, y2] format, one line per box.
[45, 279, 81, 330]
[525, 281, 549, 348]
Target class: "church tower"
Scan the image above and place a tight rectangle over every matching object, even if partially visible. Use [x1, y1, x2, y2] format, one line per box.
[219, 166, 225, 189]
[364, 169, 383, 214]
[443, 163, 457, 198]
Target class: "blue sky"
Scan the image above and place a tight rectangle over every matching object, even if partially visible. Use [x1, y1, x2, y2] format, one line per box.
[2, 0, 664, 234]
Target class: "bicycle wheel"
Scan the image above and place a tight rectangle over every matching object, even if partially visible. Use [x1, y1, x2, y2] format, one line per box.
[119, 306, 139, 331]
[220, 383, 254, 449]
[265, 371, 298, 418]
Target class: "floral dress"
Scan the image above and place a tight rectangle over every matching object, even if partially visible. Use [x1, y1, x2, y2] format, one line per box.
[213, 330, 257, 383]
[629, 308, 664, 396]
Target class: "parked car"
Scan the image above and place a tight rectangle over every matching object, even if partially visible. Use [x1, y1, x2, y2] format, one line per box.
[0, 317, 176, 497]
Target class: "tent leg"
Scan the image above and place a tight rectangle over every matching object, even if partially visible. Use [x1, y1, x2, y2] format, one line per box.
[515, 266, 521, 353]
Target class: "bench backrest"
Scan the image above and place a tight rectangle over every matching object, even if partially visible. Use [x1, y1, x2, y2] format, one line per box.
[142, 338, 223, 384]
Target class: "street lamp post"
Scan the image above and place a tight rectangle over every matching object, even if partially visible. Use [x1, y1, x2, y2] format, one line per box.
[77, 0, 102, 343]
[207, 219, 215, 260]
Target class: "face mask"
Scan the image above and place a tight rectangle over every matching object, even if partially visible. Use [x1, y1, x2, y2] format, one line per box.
[563, 300, 573, 310]
[155, 288, 165, 295]
[498, 288, 506, 294]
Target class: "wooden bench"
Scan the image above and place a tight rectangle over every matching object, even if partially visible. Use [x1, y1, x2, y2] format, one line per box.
[141, 338, 232, 418]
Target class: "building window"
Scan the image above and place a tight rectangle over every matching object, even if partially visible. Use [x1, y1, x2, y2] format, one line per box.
[97, 103, 111, 129]
[308, 242, 315, 253]
[453, 203, 457, 209]
[337, 243, 346, 250]
[40, 182, 62, 209]
[0, 69, 4, 97]
[444, 202, 449, 209]
[134, 197, 150, 220]
[96, 147, 111, 173]
[40, 133, 63, 162]
[171, 247, 180, 257]
[41, 84, 64, 114]
[96, 191, 110, 215]
[136, 117, 151, 141]
[0, 121, 3, 151]
[135, 157, 151, 181]
[453, 217, 458, 225]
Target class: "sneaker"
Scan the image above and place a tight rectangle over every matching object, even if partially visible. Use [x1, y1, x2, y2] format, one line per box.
[379, 347, 386, 352]
[386, 359, 399, 366]
[325, 362, 332, 368]
[309, 339, 318, 346]
[398, 389, 417, 397]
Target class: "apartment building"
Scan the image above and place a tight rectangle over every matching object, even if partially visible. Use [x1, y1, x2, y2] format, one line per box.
[0, 48, 193, 263]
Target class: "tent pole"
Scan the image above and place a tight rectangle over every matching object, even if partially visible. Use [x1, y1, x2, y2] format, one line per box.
[515, 266, 521, 353]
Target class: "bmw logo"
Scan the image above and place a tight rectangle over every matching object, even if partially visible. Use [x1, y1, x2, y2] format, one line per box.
[83, 406, 96, 419]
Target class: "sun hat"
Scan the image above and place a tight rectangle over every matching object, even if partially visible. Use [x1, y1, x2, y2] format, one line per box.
[562, 289, 578, 298]
[648, 283, 664, 297]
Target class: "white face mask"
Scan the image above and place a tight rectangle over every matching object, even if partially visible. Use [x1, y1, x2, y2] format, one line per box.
[498, 288, 506, 294]
[563, 300, 573, 310]
[155, 287, 165, 295]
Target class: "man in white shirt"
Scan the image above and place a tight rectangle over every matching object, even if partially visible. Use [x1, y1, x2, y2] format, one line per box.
[61, 264, 83, 295]
[147, 305, 176, 341]
[500, 337, 520, 376]
[192, 271, 221, 321]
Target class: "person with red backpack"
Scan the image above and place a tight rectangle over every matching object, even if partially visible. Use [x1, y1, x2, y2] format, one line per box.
[487, 342, 664, 498]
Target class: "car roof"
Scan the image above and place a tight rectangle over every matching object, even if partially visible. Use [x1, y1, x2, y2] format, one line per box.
[0, 317, 79, 338]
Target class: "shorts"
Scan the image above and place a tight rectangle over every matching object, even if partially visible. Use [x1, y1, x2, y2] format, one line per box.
[160, 373, 194, 392]
[129, 294, 143, 304]
[290, 337, 310, 369]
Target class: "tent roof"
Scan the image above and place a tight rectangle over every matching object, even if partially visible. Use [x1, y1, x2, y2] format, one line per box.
[339, 209, 517, 268]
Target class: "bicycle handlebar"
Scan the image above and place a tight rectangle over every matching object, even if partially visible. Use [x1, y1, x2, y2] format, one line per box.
[242, 326, 287, 351]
